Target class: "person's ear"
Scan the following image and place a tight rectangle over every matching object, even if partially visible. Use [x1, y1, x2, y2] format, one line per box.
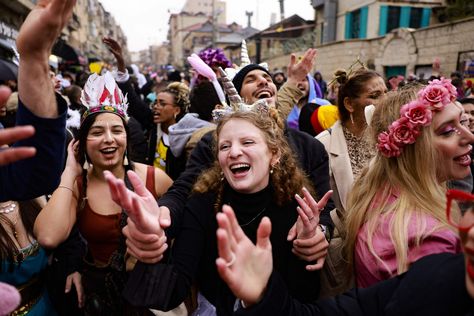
[343, 96, 354, 114]
[174, 107, 181, 119]
[271, 150, 281, 167]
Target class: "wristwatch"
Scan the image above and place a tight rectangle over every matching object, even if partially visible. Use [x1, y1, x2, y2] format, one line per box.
[318, 224, 331, 243]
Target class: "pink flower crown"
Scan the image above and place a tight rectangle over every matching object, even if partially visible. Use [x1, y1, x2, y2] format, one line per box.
[377, 78, 457, 158]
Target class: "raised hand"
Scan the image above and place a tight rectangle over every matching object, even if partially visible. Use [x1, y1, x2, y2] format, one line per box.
[17, 0, 76, 58]
[17, 0, 77, 118]
[288, 189, 332, 271]
[215, 205, 273, 307]
[64, 140, 82, 177]
[0, 126, 36, 165]
[104, 170, 169, 263]
[102, 37, 125, 72]
[286, 48, 317, 85]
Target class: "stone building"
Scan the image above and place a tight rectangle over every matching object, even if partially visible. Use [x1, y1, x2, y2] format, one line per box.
[168, 0, 226, 68]
[265, 16, 474, 82]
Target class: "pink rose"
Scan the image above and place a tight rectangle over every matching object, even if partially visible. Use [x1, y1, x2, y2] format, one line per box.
[418, 83, 450, 109]
[389, 117, 420, 145]
[400, 100, 432, 126]
[439, 77, 457, 101]
[377, 131, 401, 157]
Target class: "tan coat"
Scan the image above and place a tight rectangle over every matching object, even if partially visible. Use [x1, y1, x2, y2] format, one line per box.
[316, 120, 355, 297]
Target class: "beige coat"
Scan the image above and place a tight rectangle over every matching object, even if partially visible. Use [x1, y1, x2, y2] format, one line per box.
[316, 120, 355, 297]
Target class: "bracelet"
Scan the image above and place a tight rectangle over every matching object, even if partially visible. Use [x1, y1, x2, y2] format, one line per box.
[57, 185, 74, 194]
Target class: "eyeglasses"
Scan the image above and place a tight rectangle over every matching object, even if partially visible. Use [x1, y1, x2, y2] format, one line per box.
[154, 101, 175, 108]
[446, 189, 474, 232]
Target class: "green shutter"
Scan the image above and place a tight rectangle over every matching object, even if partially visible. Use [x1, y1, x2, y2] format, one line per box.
[400, 6, 410, 28]
[379, 5, 388, 36]
[421, 8, 431, 27]
[345, 12, 352, 39]
[360, 6, 368, 38]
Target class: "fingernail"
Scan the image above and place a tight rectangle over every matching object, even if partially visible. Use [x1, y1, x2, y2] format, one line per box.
[295, 194, 301, 199]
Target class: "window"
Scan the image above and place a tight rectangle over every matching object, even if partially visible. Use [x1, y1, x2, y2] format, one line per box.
[345, 6, 368, 39]
[351, 9, 361, 39]
[410, 7, 423, 28]
[387, 6, 401, 33]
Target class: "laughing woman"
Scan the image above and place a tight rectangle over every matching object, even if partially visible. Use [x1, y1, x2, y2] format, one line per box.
[107, 109, 332, 316]
[34, 72, 173, 315]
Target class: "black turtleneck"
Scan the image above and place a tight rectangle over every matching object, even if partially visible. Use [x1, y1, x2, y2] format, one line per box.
[159, 183, 320, 316]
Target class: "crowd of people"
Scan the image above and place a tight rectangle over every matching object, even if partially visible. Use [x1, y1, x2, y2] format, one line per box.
[1, 1, 474, 315]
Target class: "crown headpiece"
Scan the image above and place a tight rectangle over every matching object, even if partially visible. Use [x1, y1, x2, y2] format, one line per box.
[377, 78, 457, 157]
[80, 72, 129, 122]
[211, 67, 270, 122]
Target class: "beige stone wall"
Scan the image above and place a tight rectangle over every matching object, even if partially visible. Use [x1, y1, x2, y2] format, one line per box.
[262, 17, 474, 81]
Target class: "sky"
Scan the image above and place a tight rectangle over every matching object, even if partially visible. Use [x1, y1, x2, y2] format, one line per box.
[98, 0, 315, 52]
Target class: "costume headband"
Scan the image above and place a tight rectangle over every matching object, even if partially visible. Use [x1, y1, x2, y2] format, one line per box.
[223, 40, 268, 81]
[377, 78, 457, 157]
[80, 71, 128, 122]
[211, 67, 270, 122]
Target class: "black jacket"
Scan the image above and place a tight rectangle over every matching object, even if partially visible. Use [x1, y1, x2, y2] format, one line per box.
[235, 253, 473, 316]
[161, 126, 335, 239]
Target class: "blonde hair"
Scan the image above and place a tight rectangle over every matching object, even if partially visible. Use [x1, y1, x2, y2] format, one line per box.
[162, 82, 190, 120]
[193, 109, 313, 212]
[344, 84, 454, 278]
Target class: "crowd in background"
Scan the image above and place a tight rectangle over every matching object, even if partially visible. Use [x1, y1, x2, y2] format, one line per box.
[1, 1, 474, 316]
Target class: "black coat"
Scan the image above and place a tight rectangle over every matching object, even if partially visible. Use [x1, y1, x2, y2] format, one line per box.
[235, 253, 473, 316]
[160, 126, 335, 239]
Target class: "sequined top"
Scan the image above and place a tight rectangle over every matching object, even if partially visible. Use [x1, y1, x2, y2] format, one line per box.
[342, 126, 374, 176]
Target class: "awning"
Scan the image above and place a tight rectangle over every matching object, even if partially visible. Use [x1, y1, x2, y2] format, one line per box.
[0, 58, 18, 81]
[52, 40, 86, 65]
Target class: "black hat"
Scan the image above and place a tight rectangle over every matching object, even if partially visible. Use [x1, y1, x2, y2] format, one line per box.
[232, 64, 272, 94]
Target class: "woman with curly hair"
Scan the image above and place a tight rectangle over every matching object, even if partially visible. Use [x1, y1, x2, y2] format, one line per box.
[150, 82, 190, 179]
[111, 109, 331, 315]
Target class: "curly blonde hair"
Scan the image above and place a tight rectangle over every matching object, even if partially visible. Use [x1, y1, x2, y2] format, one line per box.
[161, 82, 190, 121]
[193, 109, 314, 212]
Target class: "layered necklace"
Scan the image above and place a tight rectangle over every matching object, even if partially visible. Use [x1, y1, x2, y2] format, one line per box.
[0, 201, 17, 214]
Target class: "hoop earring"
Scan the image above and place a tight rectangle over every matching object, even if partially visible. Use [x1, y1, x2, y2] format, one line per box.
[350, 113, 354, 125]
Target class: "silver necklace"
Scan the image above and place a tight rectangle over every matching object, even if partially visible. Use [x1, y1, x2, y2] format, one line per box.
[0, 201, 17, 214]
[239, 208, 266, 227]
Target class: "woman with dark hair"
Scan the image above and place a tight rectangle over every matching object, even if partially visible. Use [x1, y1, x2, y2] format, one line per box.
[315, 68, 387, 296]
[34, 72, 172, 315]
[0, 199, 57, 315]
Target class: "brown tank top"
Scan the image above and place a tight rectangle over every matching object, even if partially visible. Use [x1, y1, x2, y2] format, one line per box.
[77, 166, 157, 265]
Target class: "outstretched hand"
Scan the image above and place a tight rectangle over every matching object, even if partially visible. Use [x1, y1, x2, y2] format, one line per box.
[104, 170, 169, 263]
[17, 0, 76, 58]
[103, 37, 126, 72]
[215, 205, 273, 307]
[0, 126, 36, 166]
[287, 48, 317, 85]
[288, 189, 333, 271]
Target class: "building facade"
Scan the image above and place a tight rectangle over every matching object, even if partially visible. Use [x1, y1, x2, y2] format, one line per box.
[0, 0, 129, 70]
